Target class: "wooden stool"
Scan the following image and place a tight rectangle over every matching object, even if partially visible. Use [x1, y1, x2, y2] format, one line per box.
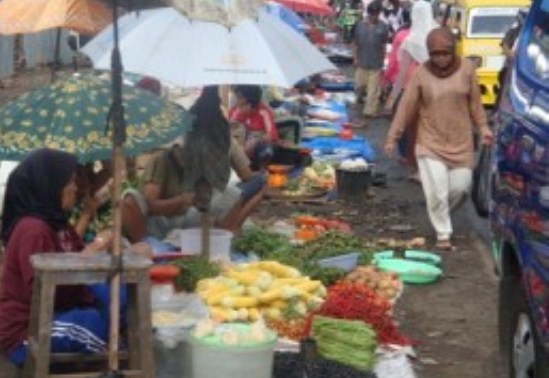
[23, 252, 155, 378]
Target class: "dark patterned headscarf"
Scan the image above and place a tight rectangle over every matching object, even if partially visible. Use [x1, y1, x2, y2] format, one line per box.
[181, 86, 231, 193]
[2, 148, 78, 243]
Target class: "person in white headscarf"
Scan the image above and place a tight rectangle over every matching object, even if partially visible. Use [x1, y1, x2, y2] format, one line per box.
[385, 0, 438, 180]
[387, 0, 438, 107]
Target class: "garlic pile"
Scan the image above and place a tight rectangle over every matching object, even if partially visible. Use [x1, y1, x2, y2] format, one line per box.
[339, 158, 369, 171]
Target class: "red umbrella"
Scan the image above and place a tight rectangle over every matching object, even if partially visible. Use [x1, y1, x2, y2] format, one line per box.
[271, 0, 334, 16]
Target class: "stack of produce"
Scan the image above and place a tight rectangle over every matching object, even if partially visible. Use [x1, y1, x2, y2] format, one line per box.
[344, 265, 402, 302]
[264, 317, 309, 341]
[311, 282, 410, 345]
[302, 161, 336, 189]
[196, 261, 327, 323]
[311, 316, 377, 371]
[294, 215, 352, 234]
[193, 318, 274, 346]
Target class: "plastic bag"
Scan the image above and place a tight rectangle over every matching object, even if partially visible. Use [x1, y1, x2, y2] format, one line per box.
[471, 146, 492, 218]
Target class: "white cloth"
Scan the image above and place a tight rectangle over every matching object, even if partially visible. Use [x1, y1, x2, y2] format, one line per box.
[399, 0, 438, 63]
[417, 156, 472, 241]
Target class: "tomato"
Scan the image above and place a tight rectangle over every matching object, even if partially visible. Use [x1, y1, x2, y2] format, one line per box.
[339, 129, 353, 140]
[149, 265, 180, 283]
[294, 215, 320, 227]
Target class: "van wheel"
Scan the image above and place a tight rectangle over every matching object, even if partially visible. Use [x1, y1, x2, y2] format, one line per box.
[499, 275, 549, 378]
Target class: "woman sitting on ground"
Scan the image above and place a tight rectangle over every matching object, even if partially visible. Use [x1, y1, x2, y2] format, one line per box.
[0, 149, 115, 366]
[228, 85, 279, 170]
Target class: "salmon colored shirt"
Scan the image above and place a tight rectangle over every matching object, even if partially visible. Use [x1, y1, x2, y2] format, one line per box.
[387, 59, 489, 168]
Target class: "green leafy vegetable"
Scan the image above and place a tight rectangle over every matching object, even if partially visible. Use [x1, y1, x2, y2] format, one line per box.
[170, 258, 220, 292]
[233, 227, 292, 257]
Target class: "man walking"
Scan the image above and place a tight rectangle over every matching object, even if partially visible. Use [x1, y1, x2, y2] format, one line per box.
[352, 0, 389, 123]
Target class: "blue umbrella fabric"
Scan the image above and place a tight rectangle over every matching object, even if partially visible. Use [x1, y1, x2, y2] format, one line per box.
[0, 73, 193, 162]
[263, 1, 306, 34]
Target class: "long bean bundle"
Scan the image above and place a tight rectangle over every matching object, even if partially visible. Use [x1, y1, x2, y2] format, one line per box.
[312, 316, 377, 371]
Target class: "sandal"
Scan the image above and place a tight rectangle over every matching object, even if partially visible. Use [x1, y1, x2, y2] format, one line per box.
[435, 240, 456, 251]
[407, 172, 421, 184]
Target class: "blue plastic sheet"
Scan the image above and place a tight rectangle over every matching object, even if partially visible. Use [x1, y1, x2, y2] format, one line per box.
[301, 136, 376, 161]
[301, 99, 376, 162]
[318, 81, 354, 91]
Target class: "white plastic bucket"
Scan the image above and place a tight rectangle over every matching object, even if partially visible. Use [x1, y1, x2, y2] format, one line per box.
[180, 228, 233, 263]
[189, 333, 276, 378]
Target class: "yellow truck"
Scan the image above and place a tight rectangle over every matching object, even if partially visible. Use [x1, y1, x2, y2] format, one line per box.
[432, 0, 530, 106]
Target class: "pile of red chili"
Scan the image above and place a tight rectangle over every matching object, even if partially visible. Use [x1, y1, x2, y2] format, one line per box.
[308, 282, 410, 345]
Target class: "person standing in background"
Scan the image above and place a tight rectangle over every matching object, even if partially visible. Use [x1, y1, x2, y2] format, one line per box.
[385, 0, 438, 181]
[495, 8, 528, 108]
[384, 28, 493, 251]
[380, 0, 403, 38]
[352, 0, 389, 126]
[382, 4, 411, 96]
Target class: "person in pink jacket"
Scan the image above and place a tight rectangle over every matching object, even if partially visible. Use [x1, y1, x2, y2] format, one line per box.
[385, 0, 438, 180]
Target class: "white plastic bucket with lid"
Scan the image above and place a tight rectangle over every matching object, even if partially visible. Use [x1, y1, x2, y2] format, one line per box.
[189, 324, 276, 378]
[180, 228, 233, 262]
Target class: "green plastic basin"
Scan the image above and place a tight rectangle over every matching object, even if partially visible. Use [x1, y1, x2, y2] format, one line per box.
[373, 250, 442, 266]
[374, 258, 442, 284]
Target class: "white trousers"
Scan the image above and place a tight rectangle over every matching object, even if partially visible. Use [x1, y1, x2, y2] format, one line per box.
[417, 156, 472, 241]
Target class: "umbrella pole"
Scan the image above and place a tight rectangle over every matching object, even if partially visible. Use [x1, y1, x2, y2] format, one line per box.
[108, 0, 125, 372]
[200, 210, 210, 260]
[108, 147, 124, 371]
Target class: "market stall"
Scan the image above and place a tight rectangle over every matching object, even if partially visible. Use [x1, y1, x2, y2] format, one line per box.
[149, 217, 444, 378]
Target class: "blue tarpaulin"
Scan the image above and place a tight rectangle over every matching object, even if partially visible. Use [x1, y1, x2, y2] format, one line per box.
[300, 99, 376, 161]
[301, 136, 376, 161]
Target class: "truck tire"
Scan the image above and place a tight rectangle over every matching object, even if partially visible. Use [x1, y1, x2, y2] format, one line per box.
[499, 274, 549, 378]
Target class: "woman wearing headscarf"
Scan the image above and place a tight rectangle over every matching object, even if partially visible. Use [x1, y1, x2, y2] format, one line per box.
[385, 0, 438, 180]
[0, 149, 112, 366]
[384, 27, 493, 251]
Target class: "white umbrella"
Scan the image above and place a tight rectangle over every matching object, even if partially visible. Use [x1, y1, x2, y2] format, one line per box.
[82, 7, 336, 88]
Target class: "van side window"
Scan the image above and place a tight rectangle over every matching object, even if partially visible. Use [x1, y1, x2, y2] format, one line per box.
[468, 8, 520, 38]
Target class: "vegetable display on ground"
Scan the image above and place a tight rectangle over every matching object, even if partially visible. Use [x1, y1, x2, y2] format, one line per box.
[310, 282, 410, 345]
[312, 316, 377, 371]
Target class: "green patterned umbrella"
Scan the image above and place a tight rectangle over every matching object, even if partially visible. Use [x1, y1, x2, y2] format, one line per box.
[0, 73, 193, 162]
